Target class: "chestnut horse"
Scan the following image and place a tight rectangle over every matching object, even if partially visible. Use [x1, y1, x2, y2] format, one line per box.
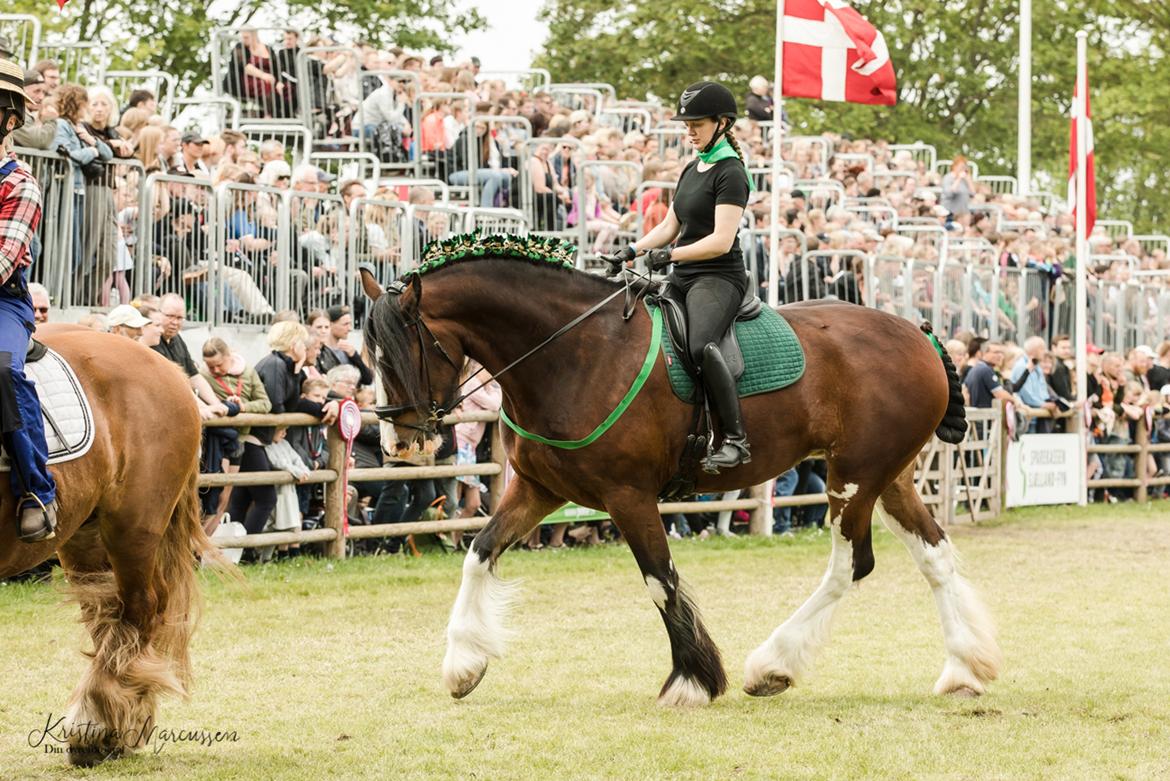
[0, 326, 211, 765]
[361, 250, 1001, 707]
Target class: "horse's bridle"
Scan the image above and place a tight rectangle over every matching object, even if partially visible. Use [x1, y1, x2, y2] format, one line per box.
[372, 277, 462, 436]
[372, 265, 658, 438]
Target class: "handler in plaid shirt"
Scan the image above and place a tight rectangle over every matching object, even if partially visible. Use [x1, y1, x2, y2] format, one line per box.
[0, 55, 57, 542]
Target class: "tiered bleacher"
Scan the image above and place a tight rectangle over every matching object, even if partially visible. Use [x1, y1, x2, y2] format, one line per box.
[2, 16, 1167, 353]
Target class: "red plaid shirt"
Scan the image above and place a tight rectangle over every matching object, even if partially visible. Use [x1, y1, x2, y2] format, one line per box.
[0, 154, 43, 285]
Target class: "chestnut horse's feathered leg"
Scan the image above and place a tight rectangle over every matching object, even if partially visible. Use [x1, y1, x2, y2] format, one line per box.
[59, 465, 210, 767]
[876, 467, 1001, 695]
[442, 475, 564, 699]
[605, 487, 727, 707]
[743, 475, 878, 697]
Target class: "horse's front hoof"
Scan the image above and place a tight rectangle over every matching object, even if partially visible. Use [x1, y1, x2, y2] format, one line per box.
[945, 685, 981, 698]
[449, 664, 487, 699]
[67, 744, 123, 768]
[744, 672, 792, 697]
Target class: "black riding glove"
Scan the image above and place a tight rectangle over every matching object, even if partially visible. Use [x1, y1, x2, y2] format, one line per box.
[603, 243, 638, 277]
[647, 248, 673, 271]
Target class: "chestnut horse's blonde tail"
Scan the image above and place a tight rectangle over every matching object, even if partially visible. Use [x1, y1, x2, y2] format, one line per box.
[152, 471, 215, 692]
[63, 470, 234, 766]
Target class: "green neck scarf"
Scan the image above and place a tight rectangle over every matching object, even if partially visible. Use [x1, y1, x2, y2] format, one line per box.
[697, 136, 756, 191]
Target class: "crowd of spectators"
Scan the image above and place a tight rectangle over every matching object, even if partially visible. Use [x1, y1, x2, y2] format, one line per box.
[7, 24, 1169, 561]
[951, 330, 1170, 501]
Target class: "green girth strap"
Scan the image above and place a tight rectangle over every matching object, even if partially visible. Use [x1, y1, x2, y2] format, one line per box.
[499, 308, 662, 450]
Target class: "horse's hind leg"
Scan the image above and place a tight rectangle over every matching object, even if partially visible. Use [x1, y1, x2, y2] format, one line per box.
[744, 474, 877, 696]
[59, 483, 204, 765]
[442, 475, 563, 699]
[605, 487, 726, 707]
[876, 466, 1001, 695]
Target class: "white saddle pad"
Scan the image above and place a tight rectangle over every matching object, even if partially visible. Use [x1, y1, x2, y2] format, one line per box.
[0, 347, 95, 472]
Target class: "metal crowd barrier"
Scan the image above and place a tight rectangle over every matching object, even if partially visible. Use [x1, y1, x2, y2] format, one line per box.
[477, 68, 552, 93]
[0, 14, 41, 67]
[516, 136, 587, 260]
[37, 41, 106, 85]
[211, 27, 305, 123]
[240, 124, 313, 169]
[976, 175, 1018, 196]
[105, 70, 176, 121]
[173, 96, 242, 135]
[310, 151, 382, 184]
[14, 148, 73, 307]
[888, 142, 937, 172]
[136, 173, 218, 324]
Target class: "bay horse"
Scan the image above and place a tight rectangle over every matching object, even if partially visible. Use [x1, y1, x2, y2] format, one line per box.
[0, 326, 212, 765]
[361, 244, 1001, 707]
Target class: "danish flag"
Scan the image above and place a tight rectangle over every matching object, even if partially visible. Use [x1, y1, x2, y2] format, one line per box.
[1067, 68, 1097, 238]
[781, 0, 897, 106]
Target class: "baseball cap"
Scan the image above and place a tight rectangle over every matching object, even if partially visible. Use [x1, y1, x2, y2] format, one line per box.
[1136, 345, 1156, 359]
[107, 304, 151, 328]
[181, 131, 209, 145]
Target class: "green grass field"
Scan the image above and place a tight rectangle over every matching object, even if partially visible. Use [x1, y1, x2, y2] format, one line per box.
[2, 504, 1169, 780]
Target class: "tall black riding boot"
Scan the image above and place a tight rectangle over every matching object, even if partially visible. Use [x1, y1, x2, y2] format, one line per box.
[700, 342, 751, 474]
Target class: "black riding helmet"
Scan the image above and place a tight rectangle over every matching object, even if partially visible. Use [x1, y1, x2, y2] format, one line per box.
[672, 81, 738, 153]
[0, 57, 28, 143]
[672, 81, 738, 122]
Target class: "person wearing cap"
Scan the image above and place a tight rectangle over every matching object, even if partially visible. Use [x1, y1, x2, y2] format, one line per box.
[106, 303, 151, 339]
[602, 81, 754, 473]
[9, 69, 56, 150]
[0, 55, 58, 541]
[176, 131, 210, 177]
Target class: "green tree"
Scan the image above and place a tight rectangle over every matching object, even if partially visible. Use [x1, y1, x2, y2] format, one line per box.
[536, 0, 1166, 231]
[8, 0, 484, 92]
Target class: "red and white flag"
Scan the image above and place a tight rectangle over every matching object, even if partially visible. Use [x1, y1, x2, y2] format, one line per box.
[781, 0, 897, 106]
[1067, 68, 1097, 238]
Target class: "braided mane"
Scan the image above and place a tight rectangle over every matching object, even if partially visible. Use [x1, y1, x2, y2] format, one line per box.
[412, 233, 578, 277]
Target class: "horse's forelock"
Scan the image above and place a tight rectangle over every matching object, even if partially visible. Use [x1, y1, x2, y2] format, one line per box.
[366, 292, 424, 407]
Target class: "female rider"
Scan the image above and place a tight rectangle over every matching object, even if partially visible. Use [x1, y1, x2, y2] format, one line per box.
[605, 81, 752, 473]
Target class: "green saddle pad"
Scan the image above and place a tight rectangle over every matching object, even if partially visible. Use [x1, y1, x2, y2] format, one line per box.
[647, 300, 806, 404]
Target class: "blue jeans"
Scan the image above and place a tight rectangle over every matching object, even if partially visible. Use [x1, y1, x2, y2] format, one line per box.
[0, 268, 57, 506]
[773, 468, 828, 532]
[449, 169, 512, 208]
[772, 469, 798, 533]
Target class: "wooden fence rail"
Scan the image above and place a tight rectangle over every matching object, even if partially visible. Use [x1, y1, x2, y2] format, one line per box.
[200, 399, 1170, 557]
[201, 410, 776, 556]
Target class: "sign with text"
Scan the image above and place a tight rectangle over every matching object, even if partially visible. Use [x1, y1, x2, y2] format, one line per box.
[1005, 434, 1082, 507]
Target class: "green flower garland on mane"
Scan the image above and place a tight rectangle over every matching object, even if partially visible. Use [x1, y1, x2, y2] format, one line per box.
[412, 233, 579, 276]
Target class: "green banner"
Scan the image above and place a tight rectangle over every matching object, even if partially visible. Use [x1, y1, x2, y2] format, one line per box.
[541, 503, 610, 525]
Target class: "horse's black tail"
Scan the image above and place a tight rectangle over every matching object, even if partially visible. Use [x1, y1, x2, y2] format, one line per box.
[921, 322, 968, 444]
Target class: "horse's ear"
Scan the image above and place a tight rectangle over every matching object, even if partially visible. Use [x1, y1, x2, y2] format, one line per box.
[358, 265, 383, 302]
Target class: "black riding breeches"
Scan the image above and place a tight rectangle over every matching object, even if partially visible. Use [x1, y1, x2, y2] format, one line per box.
[681, 274, 746, 366]
[228, 442, 278, 535]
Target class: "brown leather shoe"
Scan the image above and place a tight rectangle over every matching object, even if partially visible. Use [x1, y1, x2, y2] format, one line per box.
[18, 495, 57, 543]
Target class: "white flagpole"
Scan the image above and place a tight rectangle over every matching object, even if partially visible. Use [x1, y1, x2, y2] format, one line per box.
[1074, 30, 1089, 506]
[767, 0, 786, 309]
[1018, 0, 1032, 196]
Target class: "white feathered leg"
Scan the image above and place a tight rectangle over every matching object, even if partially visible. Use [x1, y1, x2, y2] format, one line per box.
[441, 541, 517, 698]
